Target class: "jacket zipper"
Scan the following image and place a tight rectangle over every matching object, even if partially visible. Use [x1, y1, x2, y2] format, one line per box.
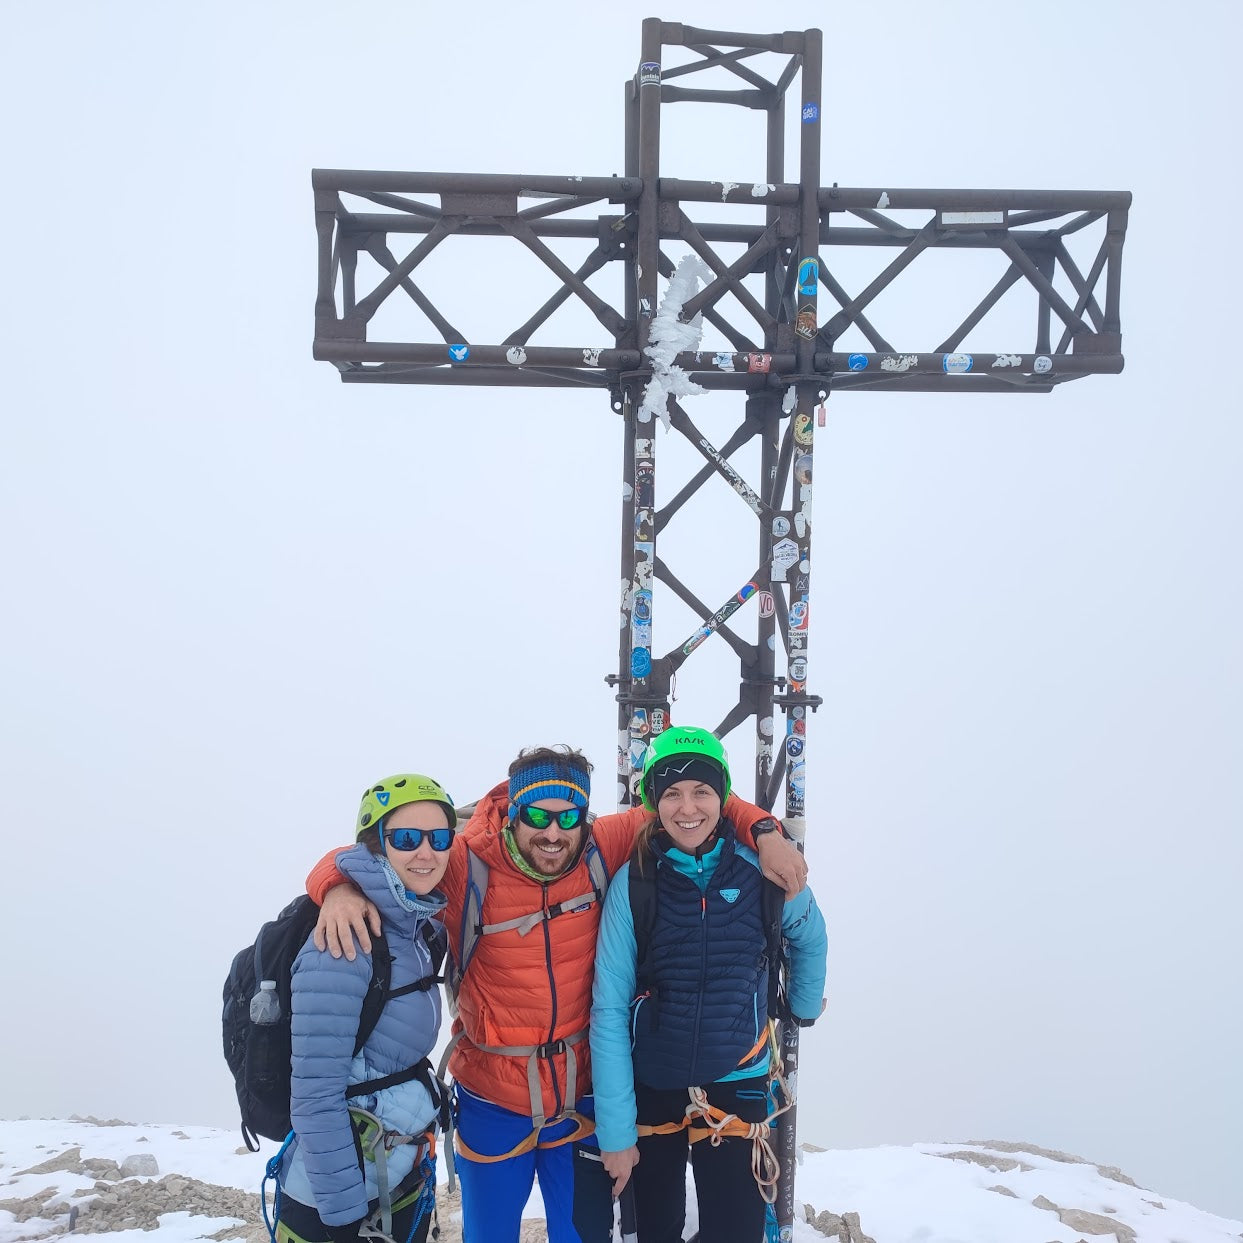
[689, 852, 708, 1083]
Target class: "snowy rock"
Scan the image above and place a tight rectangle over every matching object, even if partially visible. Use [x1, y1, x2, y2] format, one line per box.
[803, 1205, 877, 1242]
[120, 1153, 159, 1177]
[937, 1149, 1031, 1173]
[17, 1145, 86, 1175]
[1031, 1193, 1136, 1241]
[967, 1138, 1138, 1187]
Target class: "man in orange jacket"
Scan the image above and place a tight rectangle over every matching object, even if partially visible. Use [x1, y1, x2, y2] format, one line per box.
[307, 745, 805, 1243]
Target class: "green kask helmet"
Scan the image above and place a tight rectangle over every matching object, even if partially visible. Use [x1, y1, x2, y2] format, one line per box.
[640, 727, 732, 811]
[356, 773, 457, 838]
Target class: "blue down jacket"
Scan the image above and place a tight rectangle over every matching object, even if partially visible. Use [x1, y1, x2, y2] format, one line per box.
[280, 844, 446, 1227]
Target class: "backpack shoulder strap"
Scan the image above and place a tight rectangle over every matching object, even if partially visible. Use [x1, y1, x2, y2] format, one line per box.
[760, 877, 790, 1021]
[446, 845, 488, 1014]
[584, 838, 610, 903]
[628, 855, 658, 988]
[354, 929, 391, 1055]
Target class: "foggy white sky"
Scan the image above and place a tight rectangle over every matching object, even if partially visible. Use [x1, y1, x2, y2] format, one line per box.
[2, 0, 1240, 1223]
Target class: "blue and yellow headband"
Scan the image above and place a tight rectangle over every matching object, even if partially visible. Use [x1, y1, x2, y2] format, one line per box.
[508, 760, 591, 814]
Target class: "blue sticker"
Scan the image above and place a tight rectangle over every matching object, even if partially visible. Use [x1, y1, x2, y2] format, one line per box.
[801, 102, 819, 124]
[848, 353, 868, 371]
[797, 257, 819, 297]
[639, 61, 661, 85]
[448, 344, 470, 362]
[942, 352, 973, 374]
[631, 646, 652, 678]
[786, 737, 804, 758]
[376, 790, 391, 806]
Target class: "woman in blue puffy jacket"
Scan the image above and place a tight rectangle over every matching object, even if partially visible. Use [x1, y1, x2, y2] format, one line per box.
[590, 729, 827, 1243]
[276, 774, 456, 1243]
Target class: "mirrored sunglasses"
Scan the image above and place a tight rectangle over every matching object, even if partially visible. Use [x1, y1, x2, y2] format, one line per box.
[385, 826, 455, 852]
[515, 805, 586, 832]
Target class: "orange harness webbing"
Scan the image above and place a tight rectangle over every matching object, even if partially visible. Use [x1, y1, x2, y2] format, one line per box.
[453, 1110, 596, 1164]
[634, 1024, 790, 1203]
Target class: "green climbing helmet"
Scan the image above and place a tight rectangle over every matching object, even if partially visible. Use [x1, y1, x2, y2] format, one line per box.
[356, 773, 457, 837]
[640, 726, 731, 811]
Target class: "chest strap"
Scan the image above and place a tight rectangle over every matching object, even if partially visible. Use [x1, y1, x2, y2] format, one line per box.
[480, 887, 601, 938]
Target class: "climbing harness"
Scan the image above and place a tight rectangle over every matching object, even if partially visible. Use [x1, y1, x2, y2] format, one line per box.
[264, 1109, 440, 1243]
[635, 1022, 792, 1204]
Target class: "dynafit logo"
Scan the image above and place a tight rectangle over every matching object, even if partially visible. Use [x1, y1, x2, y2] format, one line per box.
[720, 888, 740, 904]
[376, 790, 391, 806]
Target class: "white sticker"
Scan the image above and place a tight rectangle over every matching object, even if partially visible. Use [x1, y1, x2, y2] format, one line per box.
[772, 537, 799, 582]
[1034, 355, 1053, 374]
[772, 516, 791, 537]
[942, 210, 1004, 225]
[992, 353, 1021, 368]
[943, 353, 973, 374]
[506, 346, 527, 365]
[713, 352, 736, 371]
[881, 354, 919, 373]
[583, 347, 602, 366]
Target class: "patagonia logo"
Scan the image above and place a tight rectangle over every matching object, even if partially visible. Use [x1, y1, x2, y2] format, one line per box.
[720, 888, 740, 904]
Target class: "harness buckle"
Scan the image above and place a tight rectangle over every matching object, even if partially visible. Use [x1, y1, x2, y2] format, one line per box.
[536, 1039, 567, 1059]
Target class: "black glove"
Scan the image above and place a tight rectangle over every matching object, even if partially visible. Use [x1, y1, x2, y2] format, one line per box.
[325, 1218, 364, 1243]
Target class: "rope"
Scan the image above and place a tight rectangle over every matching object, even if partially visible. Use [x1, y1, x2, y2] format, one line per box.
[633, 1022, 793, 1205]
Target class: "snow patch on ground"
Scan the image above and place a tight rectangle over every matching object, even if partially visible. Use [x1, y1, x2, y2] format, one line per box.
[1, 1121, 1238, 1243]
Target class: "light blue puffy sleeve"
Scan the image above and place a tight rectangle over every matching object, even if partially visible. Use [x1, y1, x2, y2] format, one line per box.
[589, 860, 640, 1153]
[289, 938, 374, 1225]
[781, 885, 827, 1022]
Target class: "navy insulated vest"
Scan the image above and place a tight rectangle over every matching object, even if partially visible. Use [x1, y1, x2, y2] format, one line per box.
[631, 834, 768, 1089]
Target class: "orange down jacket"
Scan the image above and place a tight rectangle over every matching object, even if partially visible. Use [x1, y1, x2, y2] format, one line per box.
[307, 782, 775, 1121]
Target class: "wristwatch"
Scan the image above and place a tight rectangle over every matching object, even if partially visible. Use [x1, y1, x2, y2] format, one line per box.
[752, 818, 781, 838]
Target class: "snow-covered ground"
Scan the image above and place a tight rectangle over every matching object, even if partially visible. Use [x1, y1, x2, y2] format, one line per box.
[1, 1118, 1239, 1243]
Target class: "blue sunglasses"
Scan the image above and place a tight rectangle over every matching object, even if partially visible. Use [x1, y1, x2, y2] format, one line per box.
[383, 826, 455, 852]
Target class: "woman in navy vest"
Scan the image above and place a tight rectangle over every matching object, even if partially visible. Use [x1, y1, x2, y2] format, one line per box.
[590, 729, 827, 1242]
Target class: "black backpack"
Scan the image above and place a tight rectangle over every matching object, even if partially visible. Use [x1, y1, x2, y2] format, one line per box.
[222, 894, 447, 1150]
